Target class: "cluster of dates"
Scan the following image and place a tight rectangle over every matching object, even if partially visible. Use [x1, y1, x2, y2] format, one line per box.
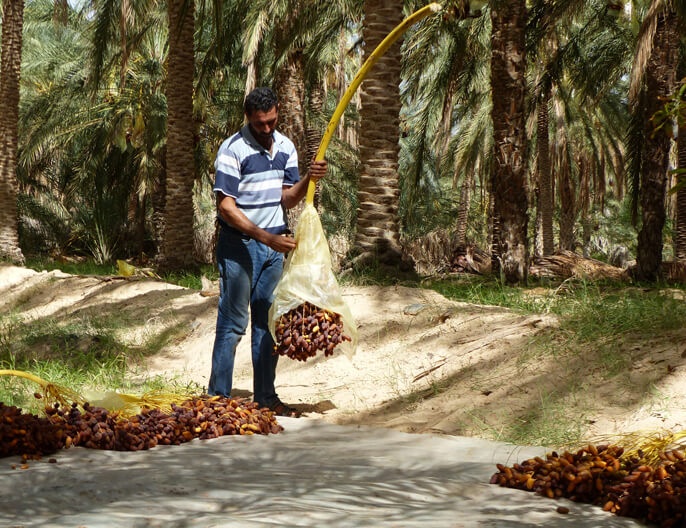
[1, 396, 282, 459]
[274, 301, 351, 361]
[0, 402, 65, 458]
[491, 444, 686, 527]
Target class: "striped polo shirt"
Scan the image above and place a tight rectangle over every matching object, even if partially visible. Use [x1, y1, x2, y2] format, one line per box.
[214, 125, 299, 234]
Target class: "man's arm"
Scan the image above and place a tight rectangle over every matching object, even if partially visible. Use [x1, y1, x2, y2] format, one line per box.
[217, 194, 296, 253]
[281, 160, 327, 209]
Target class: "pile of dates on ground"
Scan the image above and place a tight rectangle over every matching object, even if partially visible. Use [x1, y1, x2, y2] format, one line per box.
[0, 395, 281, 459]
[492, 443, 686, 528]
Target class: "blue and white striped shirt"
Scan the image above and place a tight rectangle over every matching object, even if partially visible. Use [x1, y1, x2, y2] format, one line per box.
[214, 125, 299, 234]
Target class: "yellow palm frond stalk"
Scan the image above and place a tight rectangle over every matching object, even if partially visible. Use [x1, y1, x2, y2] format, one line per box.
[592, 430, 686, 467]
[0, 370, 197, 418]
[0, 369, 85, 409]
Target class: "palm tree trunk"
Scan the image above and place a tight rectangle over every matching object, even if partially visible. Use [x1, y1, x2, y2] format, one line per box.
[636, 7, 678, 280]
[677, 122, 686, 261]
[676, 46, 686, 263]
[534, 187, 543, 258]
[558, 162, 576, 251]
[53, 0, 68, 25]
[579, 156, 592, 258]
[157, 0, 197, 271]
[0, 0, 26, 265]
[489, 0, 529, 283]
[537, 90, 554, 256]
[306, 79, 325, 209]
[439, 74, 459, 162]
[276, 49, 308, 231]
[335, 27, 352, 145]
[455, 169, 472, 247]
[353, 0, 408, 269]
[276, 50, 307, 174]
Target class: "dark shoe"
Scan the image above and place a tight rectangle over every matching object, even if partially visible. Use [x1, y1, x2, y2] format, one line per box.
[266, 399, 302, 418]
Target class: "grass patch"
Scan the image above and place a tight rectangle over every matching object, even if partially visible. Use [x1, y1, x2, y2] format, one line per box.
[501, 390, 589, 449]
[161, 265, 218, 290]
[431, 277, 686, 374]
[26, 257, 116, 276]
[427, 276, 547, 313]
[339, 263, 412, 287]
[553, 284, 686, 339]
[454, 380, 590, 449]
[424, 276, 686, 446]
[1, 258, 214, 414]
[26, 256, 219, 290]
[543, 283, 686, 377]
[0, 309, 197, 414]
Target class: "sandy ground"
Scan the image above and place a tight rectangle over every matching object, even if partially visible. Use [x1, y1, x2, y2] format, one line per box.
[1, 263, 684, 527]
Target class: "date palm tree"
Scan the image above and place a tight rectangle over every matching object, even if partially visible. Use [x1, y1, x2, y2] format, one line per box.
[530, 1, 632, 256]
[0, 0, 26, 264]
[677, 118, 686, 261]
[156, 0, 197, 271]
[89, 0, 198, 270]
[400, 2, 490, 247]
[630, 0, 679, 280]
[352, 0, 408, 268]
[667, 2, 686, 262]
[53, 0, 68, 25]
[489, 0, 529, 283]
[18, 0, 169, 262]
[677, 66, 686, 262]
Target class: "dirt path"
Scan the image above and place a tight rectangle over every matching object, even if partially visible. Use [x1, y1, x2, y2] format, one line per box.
[2, 264, 686, 448]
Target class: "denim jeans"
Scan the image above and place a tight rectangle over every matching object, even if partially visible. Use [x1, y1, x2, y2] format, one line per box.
[208, 227, 283, 406]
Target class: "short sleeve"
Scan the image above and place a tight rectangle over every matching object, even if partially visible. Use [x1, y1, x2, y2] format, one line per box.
[282, 144, 299, 187]
[213, 140, 241, 198]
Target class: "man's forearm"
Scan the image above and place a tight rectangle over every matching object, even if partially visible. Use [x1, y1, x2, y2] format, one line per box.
[217, 195, 269, 243]
[282, 174, 311, 209]
[217, 195, 295, 253]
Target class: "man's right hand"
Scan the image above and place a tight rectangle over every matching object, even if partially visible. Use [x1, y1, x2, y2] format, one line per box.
[266, 233, 297, 253]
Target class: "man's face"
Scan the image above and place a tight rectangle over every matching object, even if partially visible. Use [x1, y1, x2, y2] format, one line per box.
[246, 106, 278, 147]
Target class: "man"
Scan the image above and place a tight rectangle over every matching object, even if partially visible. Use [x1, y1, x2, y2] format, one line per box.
[208, 87, 327, 418]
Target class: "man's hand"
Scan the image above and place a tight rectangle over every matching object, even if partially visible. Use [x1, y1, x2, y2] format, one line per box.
[308, 159, 327, 181]
[282, 158, 328, 209]
[266, 233, 297, 253]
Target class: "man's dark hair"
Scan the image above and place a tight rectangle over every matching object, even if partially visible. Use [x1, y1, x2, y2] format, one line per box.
[244, 87, 278, 115]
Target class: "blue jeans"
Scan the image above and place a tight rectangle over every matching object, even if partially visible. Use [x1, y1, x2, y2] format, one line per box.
[208, 227, 283, 406]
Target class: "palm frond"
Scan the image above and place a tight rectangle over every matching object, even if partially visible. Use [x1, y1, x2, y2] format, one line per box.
[629, 0, 664, 108]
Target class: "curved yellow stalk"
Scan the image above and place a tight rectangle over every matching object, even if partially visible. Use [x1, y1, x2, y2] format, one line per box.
[0, 369, 50, 387]
[0, 369, 188, 416]
[0, 369, 85, 408]
[305, 2, 442, 205]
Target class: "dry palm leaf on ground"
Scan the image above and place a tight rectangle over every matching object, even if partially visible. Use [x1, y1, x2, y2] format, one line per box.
[530, 250, 629, 281]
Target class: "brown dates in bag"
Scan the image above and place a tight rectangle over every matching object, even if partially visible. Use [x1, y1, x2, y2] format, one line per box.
[273, 301, 351, 361]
